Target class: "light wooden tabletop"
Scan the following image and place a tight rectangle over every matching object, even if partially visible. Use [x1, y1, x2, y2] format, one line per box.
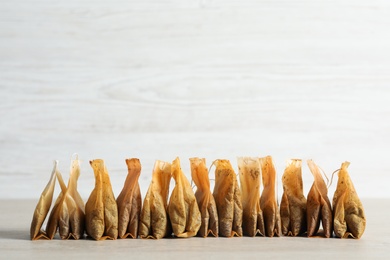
[0, 0, 389, 257]
[1, 199, 388, 259]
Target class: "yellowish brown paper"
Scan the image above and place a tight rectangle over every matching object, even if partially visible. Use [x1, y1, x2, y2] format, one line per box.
[238, 157, 265, 237]
[190, 157, 218, 237]
[30, 161, 58, 240]
[138, 160, 172, 239]
[306, 159, 332, 238]
[117, 158, 142, 239]
[260, 156, 281, 237]
[85, 159, 118, 240]
[280, 159, 307, 236]
[213, 159, 243, 237]
[333, 162, 366, 239]
[168, 157, 201, 238]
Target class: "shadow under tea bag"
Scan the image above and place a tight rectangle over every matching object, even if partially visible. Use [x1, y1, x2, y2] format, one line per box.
[138, 160, 172, 239]
[85, 159, 118, 240]
[213, 159, 243, 237]
[30, 160, 58, 240]
[116, 158, 142, 239]
[190, 157, 218, 237]
[306, 159, 332, 238]
[333, 162, 366, 239]
[280, 159, 307, 236]
[46, 156, 85, 239]
[168, 157, 201, 238]
[260, 156, 281, 237]
[238, 157, 265, 237]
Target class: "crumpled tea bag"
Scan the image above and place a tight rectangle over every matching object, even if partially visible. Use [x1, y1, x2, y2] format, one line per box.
[333, 162, 366, 239]
[138, 160, 172, 239]
[30, 160, 58, 240]
[213, 159, 243, 237]
[46, 155, 85, 239]
[280, 159, 307, 236]
[190, 157, 218, 237]
[306, 159, 332, 238]
[168, 157, 201, 238]
[85, 159, 118, 240]
[260, 156, 281, 237]
[116, 158, 142, 239]
[238, 157, 265, 237]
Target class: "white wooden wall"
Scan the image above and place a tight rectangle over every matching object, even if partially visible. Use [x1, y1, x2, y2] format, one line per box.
[1, 0, 389, 199]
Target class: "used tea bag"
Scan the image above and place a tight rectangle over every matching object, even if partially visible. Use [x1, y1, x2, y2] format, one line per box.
[46, 155, 85, 239]
[333, 162, 366, 239]
[138, 160, 172, 239]
[280, 159, 307, 236]
[190, 157, 218, 237]
[306, 159, 332, 238]
[168, 157, 201, 238]
[30, 160, 58, 240]
[116, 158, 142, 239]
[213, 159, 243, 237]
[260, 156, 281, 237]
[238, 157, 265, 237]
[85, 159, 118, 240]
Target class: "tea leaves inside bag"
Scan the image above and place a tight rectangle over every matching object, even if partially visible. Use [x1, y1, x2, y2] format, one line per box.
[213, 159, 243, 237]
[190, 157, 218, 237]
[306, 159, 332, 238]
[168, 157, 201, 238]
[138, 160, 172, 239]
[238, 157, 265, 237]
[117, 158, 142, 239]
[280, 159, 307, 236]
[260, 156, 281, 237]
[333, 162, 366, 239]
[85, 159, 118, 240]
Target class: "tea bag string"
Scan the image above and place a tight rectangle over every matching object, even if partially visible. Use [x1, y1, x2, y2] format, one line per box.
[318, 165, 330, 187]
[207, 159, 217, 184]
[328, 168, 340, 189]
[190, 160, 215, 190]
[71, 153, 79, 161]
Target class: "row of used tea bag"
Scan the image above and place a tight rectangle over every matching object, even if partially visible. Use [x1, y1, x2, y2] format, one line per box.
[30, 155, 366, 240]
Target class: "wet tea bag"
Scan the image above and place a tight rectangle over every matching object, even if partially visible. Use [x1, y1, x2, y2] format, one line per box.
[280, 159, 307, 236]
[212, 159, 243, 237]
[138, 160, 172, 239]
[168, 157, 201, 238]
[306, 159, 332, 238]
[30, 161, 58, 240]
[46, 155, 85, 239]
[85, 159, 118, 240]
[190, 157, 218, 237]
[238, 157, 265, 237]
[333, 162, 366, 239]
[260, 156, 281, 237]
[116, 158, 142, 239]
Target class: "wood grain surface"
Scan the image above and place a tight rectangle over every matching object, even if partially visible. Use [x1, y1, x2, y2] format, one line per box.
[0, 0, 389, 199]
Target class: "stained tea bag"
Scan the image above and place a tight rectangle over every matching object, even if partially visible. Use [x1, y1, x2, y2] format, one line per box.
[260, 156, 281, 237]
[85, 159, 118, 240]
[280, 159, 307, 236]
[306, 159, 332, 238]
[138, 160, 172, 239]
[168, 157, 201, 238]
[213, 159, 243, 237]
[46, 155, 85, 239]
[333, 162, 366, 239]
[116, 158, 142, 239]
[190, 157, 218, 237]
[238, 157, 265, 237]
[30, 161, 58, 240]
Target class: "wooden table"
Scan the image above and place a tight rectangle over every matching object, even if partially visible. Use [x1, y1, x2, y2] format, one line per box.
[0, 199, 388, 259]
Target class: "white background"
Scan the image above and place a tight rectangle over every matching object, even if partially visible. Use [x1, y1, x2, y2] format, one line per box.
[1, 0, 389, 200]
